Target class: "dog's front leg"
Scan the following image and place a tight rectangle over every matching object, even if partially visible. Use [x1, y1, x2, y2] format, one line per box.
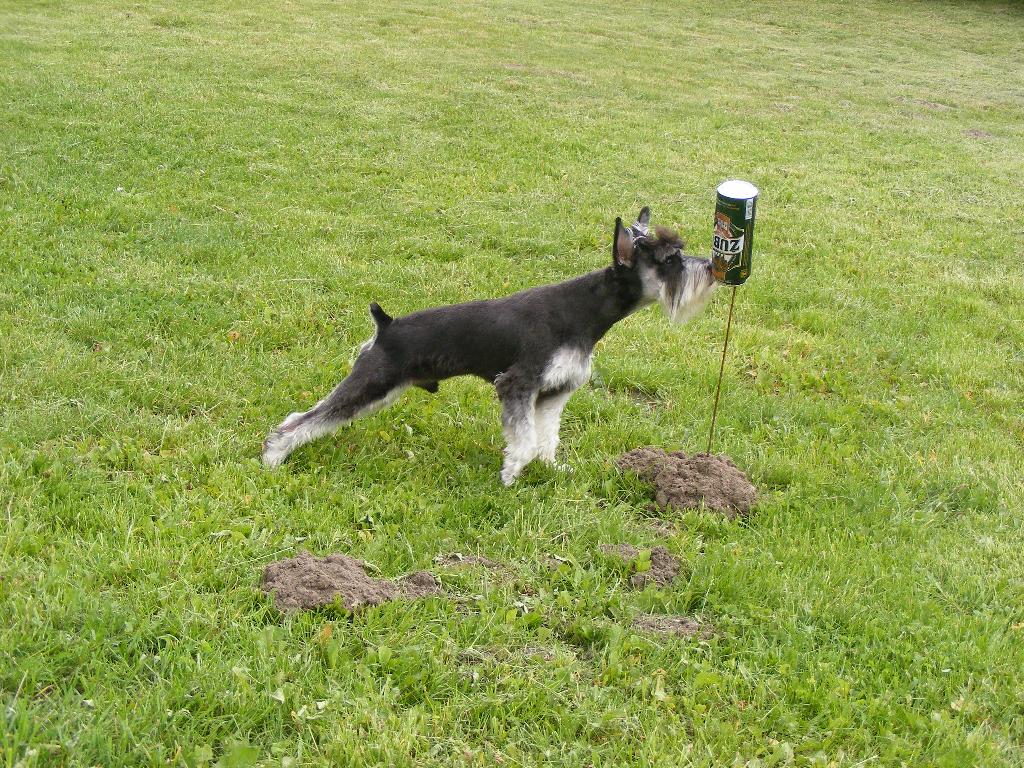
[535, 389, 573, 467]
[495, 370, 539, 486]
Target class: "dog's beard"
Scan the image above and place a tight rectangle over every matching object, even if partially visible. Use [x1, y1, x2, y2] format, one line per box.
[660, 260, 717, 324]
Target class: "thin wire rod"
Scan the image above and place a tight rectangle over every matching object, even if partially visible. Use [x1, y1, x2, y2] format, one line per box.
[707, 285, 737, 454]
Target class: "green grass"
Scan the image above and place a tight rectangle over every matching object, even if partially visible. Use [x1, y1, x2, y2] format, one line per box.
[2, 0, 1023, 765]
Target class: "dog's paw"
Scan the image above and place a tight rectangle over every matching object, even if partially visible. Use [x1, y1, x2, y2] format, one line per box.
[262, 447, 287, 468]
[261, 432, 291, 468]
[261, 412, 305, 467]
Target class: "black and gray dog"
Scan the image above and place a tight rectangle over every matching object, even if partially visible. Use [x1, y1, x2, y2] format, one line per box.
[262, 208, 719, 484]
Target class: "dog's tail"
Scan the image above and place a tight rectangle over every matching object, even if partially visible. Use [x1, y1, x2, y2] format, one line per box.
[369, 302, 393, 334]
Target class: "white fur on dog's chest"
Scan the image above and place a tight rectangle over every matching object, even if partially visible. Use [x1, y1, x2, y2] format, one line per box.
[541, 347, 592, 391]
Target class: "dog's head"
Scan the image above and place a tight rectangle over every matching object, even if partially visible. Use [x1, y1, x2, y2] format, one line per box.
[612, 207, 718, 323]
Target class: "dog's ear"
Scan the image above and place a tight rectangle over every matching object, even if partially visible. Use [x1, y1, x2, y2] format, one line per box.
[369, 302, 393, 333]
[613, 217, 635, 268]
[629, 206, 650, 239]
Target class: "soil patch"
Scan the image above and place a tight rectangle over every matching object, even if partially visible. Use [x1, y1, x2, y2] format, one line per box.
[261, 551, 441, 612]
[544, 554, 572, 570]
[620, 384, 662, 409]
[434, 553, 505, 570]
[646, 519, 678, 537]
[521, 645, 558, 662]
[632, 614, 711, 638]
[617, 447, 756, 518]
[964, 128, 995, 139]
[601, 544, 681, 588]
[460, 645, 561, 665]
[601, 543, 641, 560]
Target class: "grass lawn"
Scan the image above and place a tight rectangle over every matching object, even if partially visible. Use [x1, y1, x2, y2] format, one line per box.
[2, 0, 1023, 765]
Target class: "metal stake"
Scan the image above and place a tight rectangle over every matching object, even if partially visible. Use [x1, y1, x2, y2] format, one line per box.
[707, 285, 737, 454]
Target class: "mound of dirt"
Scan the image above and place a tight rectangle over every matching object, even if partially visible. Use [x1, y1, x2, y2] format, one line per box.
[617, 447, 756, 518]
[632, 614, 711, 639]
[600, 544, 681, 588]
[261, 551, 441, 612]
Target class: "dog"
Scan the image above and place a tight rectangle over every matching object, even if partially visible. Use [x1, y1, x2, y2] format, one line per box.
[262, 207, 719, 484]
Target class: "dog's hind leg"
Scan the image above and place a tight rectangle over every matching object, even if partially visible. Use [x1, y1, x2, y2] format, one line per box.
[495, 369, 540, 486]
[262, 351, 408, 467]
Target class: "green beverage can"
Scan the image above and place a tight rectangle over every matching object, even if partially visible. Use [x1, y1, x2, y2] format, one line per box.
[711, 180, 759, 285]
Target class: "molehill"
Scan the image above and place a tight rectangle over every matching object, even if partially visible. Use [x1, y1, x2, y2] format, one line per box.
[261, 550, 441, 612]
[617, 447, 756, 518]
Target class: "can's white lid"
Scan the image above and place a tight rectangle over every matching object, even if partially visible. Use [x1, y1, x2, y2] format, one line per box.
[717, 179, 759, 200]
